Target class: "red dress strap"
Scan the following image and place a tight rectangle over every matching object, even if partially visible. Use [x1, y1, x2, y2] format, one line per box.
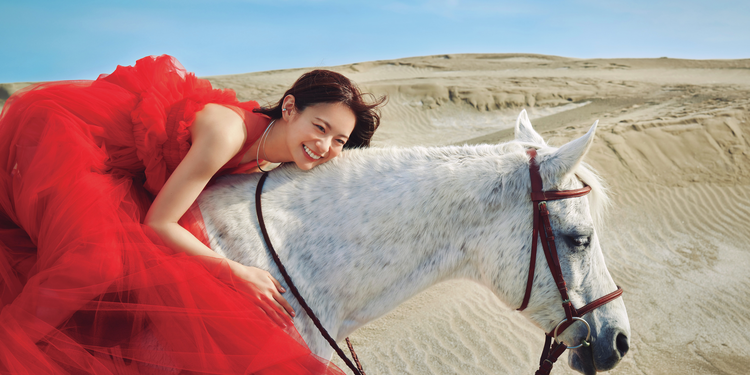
[224, 109, 273, 175]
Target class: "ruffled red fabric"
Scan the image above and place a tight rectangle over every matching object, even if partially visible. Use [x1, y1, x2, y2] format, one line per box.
[98, 56, 266, 196]
[0, 55, 343, 374]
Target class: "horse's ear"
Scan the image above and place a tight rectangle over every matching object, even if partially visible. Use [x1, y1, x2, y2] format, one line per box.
[514, 109, 546, 146]
[547, 120, 598, 176]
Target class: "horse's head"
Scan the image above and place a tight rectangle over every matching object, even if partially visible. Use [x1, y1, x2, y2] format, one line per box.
[473, 110, 630, 374]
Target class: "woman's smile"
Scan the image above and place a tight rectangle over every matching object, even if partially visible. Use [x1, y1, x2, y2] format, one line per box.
[303, 144, 322, 160]
[280, 101, 355, 170]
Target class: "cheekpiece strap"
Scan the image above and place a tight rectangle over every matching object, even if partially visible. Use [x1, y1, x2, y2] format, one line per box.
[522, 148, 624, 375]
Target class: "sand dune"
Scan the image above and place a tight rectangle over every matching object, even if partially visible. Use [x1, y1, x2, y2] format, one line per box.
[3, 54, 749, 374]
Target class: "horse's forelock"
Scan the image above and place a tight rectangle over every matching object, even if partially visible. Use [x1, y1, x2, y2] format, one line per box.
[574, 162, 610, 229]
[508, 140, 609, 229]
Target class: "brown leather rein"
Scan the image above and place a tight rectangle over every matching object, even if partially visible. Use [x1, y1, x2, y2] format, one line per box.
[255, 172, 366, 375]
[519, 149, 623, 375]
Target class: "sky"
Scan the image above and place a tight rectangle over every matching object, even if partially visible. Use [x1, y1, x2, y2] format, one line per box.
[1, 0, 749, 83]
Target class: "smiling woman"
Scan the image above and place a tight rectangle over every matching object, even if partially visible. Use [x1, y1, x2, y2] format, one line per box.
[265, 101, 357, 170]
[0, 54, 384, 374]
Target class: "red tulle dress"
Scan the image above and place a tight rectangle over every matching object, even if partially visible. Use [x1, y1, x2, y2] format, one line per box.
[0, 55, 344, 374]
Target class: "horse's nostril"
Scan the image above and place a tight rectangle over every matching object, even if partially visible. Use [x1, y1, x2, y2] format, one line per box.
[616, 332, 629, 357]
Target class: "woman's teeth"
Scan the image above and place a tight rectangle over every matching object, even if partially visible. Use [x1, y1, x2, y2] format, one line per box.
[303, 145, 321, 160]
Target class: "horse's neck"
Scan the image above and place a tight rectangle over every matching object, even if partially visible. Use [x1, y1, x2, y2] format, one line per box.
[263, 146, 525, 340]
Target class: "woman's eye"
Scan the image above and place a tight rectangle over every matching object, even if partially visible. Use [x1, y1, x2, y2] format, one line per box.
[315, 124, 325, 132]
[336, 139, 346, 145]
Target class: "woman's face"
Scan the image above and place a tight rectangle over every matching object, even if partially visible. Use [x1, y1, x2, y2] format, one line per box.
[284, 101, 356, 171]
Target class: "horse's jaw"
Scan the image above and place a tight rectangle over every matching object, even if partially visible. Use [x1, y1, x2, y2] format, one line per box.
[322, 258, 473, 341]
[290, 272, 467, 360]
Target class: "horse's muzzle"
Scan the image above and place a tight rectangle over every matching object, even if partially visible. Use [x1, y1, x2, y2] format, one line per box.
[569, 326, 629, 374]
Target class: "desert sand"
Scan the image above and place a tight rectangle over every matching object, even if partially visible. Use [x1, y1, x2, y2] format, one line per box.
[3, 54, 749, 374]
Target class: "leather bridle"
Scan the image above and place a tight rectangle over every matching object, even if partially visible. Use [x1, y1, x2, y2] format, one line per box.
[519, 149, 623, 375]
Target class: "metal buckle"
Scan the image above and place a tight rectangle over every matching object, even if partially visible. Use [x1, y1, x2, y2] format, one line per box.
[553, 317, 591, 349]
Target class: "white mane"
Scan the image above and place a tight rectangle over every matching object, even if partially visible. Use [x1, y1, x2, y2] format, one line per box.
[281, 141, 609, 225]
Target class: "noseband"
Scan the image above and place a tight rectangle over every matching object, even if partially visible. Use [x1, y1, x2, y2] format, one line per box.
[519, 149, 623, 375]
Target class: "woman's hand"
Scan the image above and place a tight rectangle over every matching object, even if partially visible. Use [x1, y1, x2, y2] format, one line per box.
[227, 260, 296, 326]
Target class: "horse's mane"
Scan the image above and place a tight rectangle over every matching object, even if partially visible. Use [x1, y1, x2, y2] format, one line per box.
[271, 140, 609, 226]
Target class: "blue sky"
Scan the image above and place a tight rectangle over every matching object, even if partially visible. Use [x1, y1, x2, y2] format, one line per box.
[1, 0, 749, 83]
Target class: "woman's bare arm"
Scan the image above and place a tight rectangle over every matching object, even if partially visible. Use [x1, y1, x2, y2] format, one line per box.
[144, 104, 294, 321]
[145, 104, 243, 257]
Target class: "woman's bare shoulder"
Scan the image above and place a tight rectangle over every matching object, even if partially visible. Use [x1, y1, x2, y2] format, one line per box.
[191, 103, 246, 146]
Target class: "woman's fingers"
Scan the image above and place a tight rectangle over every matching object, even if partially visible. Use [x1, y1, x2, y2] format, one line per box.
[268, 273, 295, 317]
[256, 294, 289, 327]
[265, 273, 295, 317]
[272, 290, 295, 318]
[253, 283, 294, 320]
[226, 264, 296, 323]
[268, 273, 287, 293]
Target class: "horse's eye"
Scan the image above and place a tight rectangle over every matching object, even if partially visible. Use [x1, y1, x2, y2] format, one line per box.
[565, 235, 591, 250]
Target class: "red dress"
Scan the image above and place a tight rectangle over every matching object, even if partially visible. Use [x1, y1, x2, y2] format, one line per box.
[0, 55, 344, 375]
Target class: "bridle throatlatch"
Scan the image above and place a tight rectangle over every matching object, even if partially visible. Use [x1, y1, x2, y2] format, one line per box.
[518, 149, 623, 375]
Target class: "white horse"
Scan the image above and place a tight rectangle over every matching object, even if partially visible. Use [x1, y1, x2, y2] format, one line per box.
[197, 111, 630, 374]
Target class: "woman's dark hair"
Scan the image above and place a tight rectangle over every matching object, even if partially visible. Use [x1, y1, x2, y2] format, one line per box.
[254, 70, 386, 149]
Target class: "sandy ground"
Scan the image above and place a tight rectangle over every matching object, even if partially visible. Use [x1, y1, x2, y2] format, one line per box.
[4, 54, 749, 374]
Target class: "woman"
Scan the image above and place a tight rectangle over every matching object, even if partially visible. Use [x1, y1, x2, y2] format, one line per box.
[0, 55, 384, 374]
